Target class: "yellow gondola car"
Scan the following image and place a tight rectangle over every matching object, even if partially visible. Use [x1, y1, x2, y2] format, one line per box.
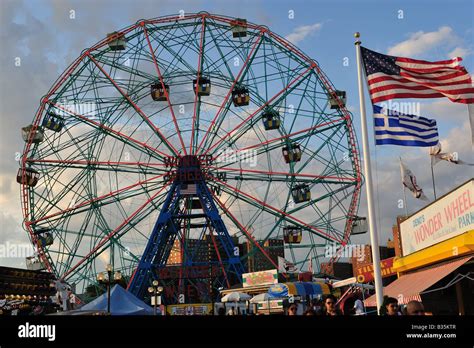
[232, 86, 250, 106]
[193, 75, 211, 96]
[151, 82, 170, 101]
[291, 184, 311, 203]
[283, 226, 302, 244]
[262, 109, 281, 130]
[282, 143, 302, 164]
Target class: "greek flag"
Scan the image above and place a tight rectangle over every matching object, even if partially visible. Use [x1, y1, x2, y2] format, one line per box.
[373, 105, 439, 147]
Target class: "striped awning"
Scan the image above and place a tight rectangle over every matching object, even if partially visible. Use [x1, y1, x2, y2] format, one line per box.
[268, 282, 331, 298]
[364, 255, 472, 307]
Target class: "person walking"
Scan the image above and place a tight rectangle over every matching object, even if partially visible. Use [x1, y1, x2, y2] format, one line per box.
[405, 301, 425, 315]
[287, 303, 298, 316]
[321, 294, 342, 316]
[380, 296, 400, 316]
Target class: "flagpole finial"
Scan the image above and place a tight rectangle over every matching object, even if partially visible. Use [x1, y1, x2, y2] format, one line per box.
[354, 32, 361, 45]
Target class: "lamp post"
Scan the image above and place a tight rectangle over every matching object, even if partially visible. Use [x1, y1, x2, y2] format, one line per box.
[148, 280, 163, 316]
[97, 264, 122, 314]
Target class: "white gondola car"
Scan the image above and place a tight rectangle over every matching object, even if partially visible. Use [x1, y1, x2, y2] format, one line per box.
[21, 125, 44, 143]
[351, 216, 368, 235]
[26, 255, 46, 271]
[107, 31, 127, 51]
[328, 90, 346, 109]
[230, 18, 247, 38]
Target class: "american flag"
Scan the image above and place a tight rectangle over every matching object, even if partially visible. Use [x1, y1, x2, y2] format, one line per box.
[180, 183, 197, 195]
[361, 47, 474, 104]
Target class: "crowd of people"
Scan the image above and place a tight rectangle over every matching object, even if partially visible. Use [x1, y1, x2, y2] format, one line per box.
[217, 294, 427, 316]
[283, 295, 426, 316]
[379, 296, 426, 316]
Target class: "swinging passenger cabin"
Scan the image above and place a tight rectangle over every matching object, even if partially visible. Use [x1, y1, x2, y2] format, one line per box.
[230, 18, 247, 38]
[232, 86, 250, 107]
[21, 125, 44, 144]
[328, 90, 346, 109]
[283, 226, 302, 244]
[193, 75, 211, 96]
[107, 31, 127, 51]
[16, 168, 40, 187]
[291, 184, 311, 203]
[282, 143, 302, 164]
[151, 82, 170, 101]
[262, 109, 281, 130]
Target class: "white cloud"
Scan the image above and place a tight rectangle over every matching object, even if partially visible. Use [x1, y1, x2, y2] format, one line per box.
[419, 100, 468, 122]
[285, 23, 322, 45]
[448, 46, 471, 58]
[388, 26, 459, 57]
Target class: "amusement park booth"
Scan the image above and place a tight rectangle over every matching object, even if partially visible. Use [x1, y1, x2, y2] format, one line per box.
[364, 180, 474, 314]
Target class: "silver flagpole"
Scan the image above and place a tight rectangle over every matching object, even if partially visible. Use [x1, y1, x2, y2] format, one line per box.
[354, 33, 384, 314]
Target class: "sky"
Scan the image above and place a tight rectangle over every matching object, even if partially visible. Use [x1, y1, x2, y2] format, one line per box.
[0, 0, 473, 269]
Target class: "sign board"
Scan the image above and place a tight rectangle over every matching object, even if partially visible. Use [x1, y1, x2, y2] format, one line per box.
[400, 180, 474, 256]
[242, 269, 278, 287]
[166, 303, 212, 316]
[257, 299, 284, 310]
[151, 296, 161, 306]
[355, 257, 396, 283]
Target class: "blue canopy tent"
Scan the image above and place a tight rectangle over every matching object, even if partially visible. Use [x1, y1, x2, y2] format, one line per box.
[81, 284, 155, 315]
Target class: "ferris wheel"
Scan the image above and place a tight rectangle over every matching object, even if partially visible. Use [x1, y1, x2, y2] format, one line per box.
[18, 13, 361, 302]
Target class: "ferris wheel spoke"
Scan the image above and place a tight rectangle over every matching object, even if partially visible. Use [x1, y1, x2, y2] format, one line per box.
[202, 63, 314, 156]
[209, 189, 281, 272]
[146, 24, 198, 76]
[142, 24, 188, 156]
[196, 30, 264, 155]
[294, 125, 351, 176]
[203, 23, 236, 80]
[48, 101, 169, 162]
[86, 53, 179, 156]
[60, 181, 170, 281]
[190, 15, 207, 155]
[62, 188, 170, 283]
[207, 118, 345, 170]
[201, 41, 314, 157]
[26, 159, 168, 176]
[203, 166, 357, 185]
[207, 174, 341, 243]
[29, 173, 165, 226]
